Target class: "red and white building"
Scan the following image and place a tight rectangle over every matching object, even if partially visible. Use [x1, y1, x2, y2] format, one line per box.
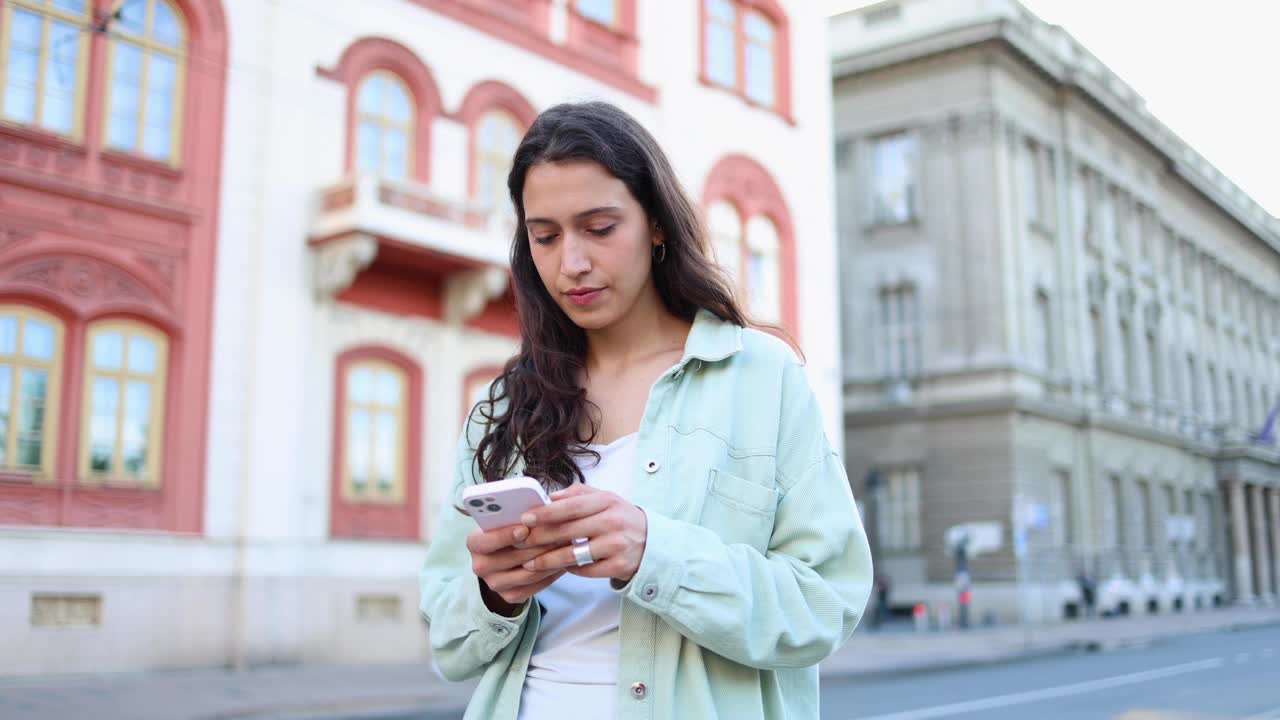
[0, 0, 841, 673]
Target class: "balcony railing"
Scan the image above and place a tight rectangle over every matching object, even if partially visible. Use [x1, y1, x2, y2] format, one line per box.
[310, 175, 514, 269]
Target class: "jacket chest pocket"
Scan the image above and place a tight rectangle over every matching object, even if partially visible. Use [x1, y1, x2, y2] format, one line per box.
[699, 468, 778, 552]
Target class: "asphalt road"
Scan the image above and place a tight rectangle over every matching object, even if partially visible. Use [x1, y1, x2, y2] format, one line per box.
[299, 624, 1280, 720]
[822, 624, 1280, 720]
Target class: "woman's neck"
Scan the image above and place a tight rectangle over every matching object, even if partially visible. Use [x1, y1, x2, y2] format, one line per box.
[584, 291, 690, 375]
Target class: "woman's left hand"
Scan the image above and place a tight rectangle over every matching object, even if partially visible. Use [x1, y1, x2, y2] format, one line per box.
[512, 483, 648, 583]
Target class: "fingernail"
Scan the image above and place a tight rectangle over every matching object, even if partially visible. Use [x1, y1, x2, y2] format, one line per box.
[521, 514, 536, 527]
[514, 542, 527, 549]
[522, 561, 535, 570]
[513, 527, 528, 541]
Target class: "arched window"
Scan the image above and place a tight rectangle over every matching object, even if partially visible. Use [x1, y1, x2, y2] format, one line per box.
[0, 304, 63, 477]
[744, 215, 781, 323]
[0, 0, 90, 136]
[342, 359, 408, 504]
[80, 319, 168, 485]
[331, 346, 422, 540]
[356, 70, 414, 180]
[707, 200, 743, 288]
[461, 366, 504, 428]
[702, 154, 797, 332]
[700, 0, 791, 117]
[743, 9, 776, 107]
[475, 110, 520, 209]
[105, 0, 187, 162]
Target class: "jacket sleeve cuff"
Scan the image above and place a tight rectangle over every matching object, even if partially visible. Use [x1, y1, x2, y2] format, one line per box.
[609, 508, 687, 614]
[466, 575, 530, 654]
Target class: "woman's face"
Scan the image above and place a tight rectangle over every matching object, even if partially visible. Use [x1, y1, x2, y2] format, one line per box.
[522, 160, 661, 331]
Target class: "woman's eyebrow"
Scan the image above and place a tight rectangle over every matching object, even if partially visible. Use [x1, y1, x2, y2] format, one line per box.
[525, 206, 622, 225]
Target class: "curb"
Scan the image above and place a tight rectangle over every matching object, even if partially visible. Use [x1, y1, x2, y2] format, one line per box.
[815, 640, 1083, 682]
[819, 614, 1280, 682]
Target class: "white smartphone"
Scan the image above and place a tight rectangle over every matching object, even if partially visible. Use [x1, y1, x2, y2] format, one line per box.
[460, 477, 550, 531]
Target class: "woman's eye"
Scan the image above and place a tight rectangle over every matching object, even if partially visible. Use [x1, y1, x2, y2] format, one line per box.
[588, 225, 616, 237]
[533, 234, 558, 245]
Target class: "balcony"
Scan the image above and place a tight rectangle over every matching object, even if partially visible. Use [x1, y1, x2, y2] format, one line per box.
[308, 175, 514, 323]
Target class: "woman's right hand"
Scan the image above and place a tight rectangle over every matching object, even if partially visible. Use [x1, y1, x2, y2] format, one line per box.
[466, 524, 565, 616]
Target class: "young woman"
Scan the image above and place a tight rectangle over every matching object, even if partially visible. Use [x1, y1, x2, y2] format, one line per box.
[419, 101, 872, 720]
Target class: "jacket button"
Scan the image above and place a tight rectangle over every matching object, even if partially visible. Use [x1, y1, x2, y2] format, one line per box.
[630, 682, 647, 699]
[641, 584, 658, 600]
[645, 460, 660, 474]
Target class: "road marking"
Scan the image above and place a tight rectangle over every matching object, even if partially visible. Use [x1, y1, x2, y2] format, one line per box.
[848, 658, 1226, 720]
[1260, 648, 1275, 659]
[1243, 705, 1280, 720]
[1235, 652, 1252, 663]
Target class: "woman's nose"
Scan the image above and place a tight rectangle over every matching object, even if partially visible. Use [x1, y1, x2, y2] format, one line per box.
[560, 234, 591, 276]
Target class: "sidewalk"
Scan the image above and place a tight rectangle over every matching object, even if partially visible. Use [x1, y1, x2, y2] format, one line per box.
[820, 604, 1280, 678]
[2, 605, 1277, 720]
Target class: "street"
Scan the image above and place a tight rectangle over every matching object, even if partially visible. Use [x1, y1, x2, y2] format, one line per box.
[822, 625, 1280, 720]
[317, 624, 1280, 720]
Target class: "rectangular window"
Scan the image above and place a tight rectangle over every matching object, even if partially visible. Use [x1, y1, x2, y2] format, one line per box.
[871, 133, 917, 224]
[1049, 469, 1072, 547]
[576, 0, 617, 25]
[1033, 290, 1053, 373]
[1, 1, 88, 135]
[1092, 308, 1105, 391]
[344, 361, 407, 504]
[1100, 186, 1117, 249]
[877, 467, 921, 551]
[0, 306, 64, 476]
[80, 321, 168, 485]
[1023, 140, 1043, 226]
[1186, 354, 1198, 411]
[1181, 243, 1195, 295]
[1206, 364, 1218, 423]
[704, 0, 736, 88]
[1147, 332, 1160, 403]
[1135, 480, 1152, 548]
[1119, 320, 1136, 397]
[879, 286, 919, 378]
[1103, 475, 1122, 548]
[1200, 492, 1215, 554]
[743, 10, 776, 107]
[1225, 372, 1236, 426]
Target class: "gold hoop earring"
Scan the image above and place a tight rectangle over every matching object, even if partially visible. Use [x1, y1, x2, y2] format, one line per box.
[652, 243, 667, 264]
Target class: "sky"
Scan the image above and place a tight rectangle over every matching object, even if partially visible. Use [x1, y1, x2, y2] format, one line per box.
[826, 0, 1280, 219]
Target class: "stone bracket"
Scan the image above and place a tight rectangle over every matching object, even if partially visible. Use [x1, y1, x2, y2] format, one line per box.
[313, 234, 378, 300]
[444, 265, 509, 324]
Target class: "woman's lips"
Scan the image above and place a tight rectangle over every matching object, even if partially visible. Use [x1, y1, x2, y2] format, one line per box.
[566, 288, 604, 306]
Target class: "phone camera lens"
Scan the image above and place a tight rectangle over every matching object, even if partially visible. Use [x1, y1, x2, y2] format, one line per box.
[487, 504, 501, 512]
[468, 498, 484, 508]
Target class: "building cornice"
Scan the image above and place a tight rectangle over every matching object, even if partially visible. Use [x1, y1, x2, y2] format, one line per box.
[830, 2, 1280, 256]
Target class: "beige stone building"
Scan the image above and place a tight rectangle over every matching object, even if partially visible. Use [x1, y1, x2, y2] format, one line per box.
[829, 0, 1280, 623]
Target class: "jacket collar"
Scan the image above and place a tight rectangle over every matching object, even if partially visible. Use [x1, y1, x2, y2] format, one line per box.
[681, 308, 743, 367]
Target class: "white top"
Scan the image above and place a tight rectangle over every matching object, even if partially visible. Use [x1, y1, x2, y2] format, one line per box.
[517, 433, 638, 720]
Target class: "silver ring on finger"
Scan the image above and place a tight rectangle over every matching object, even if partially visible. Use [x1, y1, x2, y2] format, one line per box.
[572, 541, 595, 567]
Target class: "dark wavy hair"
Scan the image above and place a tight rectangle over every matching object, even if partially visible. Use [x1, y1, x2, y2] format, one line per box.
[470, 101, 747, 491]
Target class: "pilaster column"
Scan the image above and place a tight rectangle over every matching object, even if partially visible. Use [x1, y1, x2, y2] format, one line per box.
[1228, 480, 1254, 602]
[1254, 484, 1275, 600]
[1268, 488, 1280, 597]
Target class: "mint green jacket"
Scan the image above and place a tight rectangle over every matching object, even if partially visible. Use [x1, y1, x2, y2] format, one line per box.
[419, 309, 873, 720]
